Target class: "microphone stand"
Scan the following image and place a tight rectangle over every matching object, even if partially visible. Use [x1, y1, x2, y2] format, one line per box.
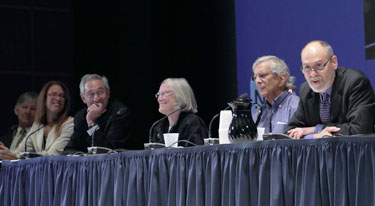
[20, 125, 47, 159]
[146, 104, 186, 149]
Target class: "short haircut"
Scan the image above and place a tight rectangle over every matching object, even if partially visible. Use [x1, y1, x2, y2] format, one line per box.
[162, 78, 198, 113]
[79, 74, 110, 95]
[15, 92, 38, 107]
[252, 55, 296, 91]
[303, 40, 335, 58]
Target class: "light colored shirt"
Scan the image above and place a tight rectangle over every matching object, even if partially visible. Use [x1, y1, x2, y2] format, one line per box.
[252, 91, 300, 134]
[9, 127, 31, 152]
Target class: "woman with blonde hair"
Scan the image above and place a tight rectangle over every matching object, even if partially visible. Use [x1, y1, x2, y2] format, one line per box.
[0, 81, 74, 159]
[151, 78, 207, 147]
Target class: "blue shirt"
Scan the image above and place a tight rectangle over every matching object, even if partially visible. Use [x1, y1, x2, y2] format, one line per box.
[252, 91, 300, 134]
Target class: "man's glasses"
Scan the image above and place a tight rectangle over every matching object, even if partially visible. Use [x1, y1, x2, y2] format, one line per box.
[301, 56, 333, 73]
[155, 91, 173, 99]
[251, 72, 272, 81]
[85, 89, 106, 99]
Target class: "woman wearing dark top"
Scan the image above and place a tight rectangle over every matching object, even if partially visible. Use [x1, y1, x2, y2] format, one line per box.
[151, 78, 207, 147]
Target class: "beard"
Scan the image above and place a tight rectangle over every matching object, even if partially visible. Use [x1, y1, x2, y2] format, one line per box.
[307, 76, 334, 93]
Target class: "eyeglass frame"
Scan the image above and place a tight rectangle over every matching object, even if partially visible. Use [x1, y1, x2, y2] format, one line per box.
[251, 72, 273, 81]
[84, 89, 106, 99]
[301, 56, 333, 74]
[155, 90, 173, 99]
[47, 92, 65, 99]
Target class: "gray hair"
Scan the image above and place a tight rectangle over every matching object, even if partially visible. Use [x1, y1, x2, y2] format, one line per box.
[162, 78, 198, 113]
[79, 74, 110, 95]
[314, 40, 335, 57]
[15, 91, 38, 107]
[252, 55, 296, 90]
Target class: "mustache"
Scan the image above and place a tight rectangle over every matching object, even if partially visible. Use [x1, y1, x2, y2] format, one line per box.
[309, 77, 322, 81]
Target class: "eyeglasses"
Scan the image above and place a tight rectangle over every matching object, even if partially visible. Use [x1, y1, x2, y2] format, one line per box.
[47, 93, 65, 99]
[251, 72, 272, 81]
[155, 91, 173, 99]
[85, 89, 106, 99]
[301, 56, 333, 73]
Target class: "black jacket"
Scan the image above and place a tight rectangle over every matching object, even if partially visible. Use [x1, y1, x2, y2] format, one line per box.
[286, 67, 375, 135]
[151, 111, 207, 147]
[0, 125, 17, 148]
[64, 99, 142, 154]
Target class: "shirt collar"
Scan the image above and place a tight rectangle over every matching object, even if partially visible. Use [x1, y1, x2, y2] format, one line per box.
[266, 90, 289, 108]
[319, 87, 332, 99]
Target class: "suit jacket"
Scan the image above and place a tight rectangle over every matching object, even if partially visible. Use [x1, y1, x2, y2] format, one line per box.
[151, 112, 207, 147]
[0, 125, 17, 148]
[13, 117, 74, 156]
[64, 99, 142, 154]
[286, 67, 375, 135]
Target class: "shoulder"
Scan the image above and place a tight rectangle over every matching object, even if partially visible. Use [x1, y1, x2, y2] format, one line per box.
[108, 99, 130, 115]
[62, 116, 74, 126]
[74, 107, 87, 119]
[336, 67, 369, 82]
[179, 112, 205, 124]
[334, 67, 371, 89]
[286, 93, 300, 107]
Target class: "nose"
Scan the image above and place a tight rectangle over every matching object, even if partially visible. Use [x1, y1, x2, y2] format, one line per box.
[309, 69, 318, 77]
[157, 95, 163, 103]
[93, 93, 101, 101]
[255, 76, 262, 85]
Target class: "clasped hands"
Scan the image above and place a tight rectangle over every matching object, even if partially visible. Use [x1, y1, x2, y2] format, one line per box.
[288, 126, 340, 139]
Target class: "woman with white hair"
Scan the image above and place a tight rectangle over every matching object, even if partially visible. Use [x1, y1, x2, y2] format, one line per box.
[151, 78, 207, 147]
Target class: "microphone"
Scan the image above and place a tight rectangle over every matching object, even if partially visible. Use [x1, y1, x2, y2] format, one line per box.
[24, 125, 47, 152]
[207, 93, 248, 139]
[148, 103, 187, 144]
[238, 93, 248, 99]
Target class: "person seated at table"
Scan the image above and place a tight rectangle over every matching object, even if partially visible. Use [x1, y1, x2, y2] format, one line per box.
[64, 74, 140, 154]
[0, 91, 37, 151]
[287, 40, 375, 139]
[251, 55, 299, 134]
[150, 78, 207, 147]
[0, 81, 74, 160]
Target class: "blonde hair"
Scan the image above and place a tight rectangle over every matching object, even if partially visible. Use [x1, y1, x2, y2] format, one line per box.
[162, 78, 198, 113]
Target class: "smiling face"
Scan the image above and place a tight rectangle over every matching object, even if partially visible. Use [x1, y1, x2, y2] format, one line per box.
[14, 100, 36, 128]
[157, 83, 177, 115]
[81, 79, 110, 109]
[253, 60, 286, 103]
[46, 84, 66, 116]
[301, 42, 338, 93]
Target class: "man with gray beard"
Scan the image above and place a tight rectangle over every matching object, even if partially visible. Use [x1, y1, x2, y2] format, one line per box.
[287, 40, 375, 139]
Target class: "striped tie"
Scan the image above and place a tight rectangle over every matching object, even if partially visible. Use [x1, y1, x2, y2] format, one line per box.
[16, 128, 27, 147]
[320, 93, 330, 123]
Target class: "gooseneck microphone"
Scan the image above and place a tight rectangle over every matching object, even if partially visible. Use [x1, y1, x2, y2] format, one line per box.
[24, 125, 47, 152]
[148, 103, 187, 143]
[207, 93, 248, 139]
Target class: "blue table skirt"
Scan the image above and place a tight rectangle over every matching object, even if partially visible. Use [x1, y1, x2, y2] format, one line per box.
[1, 136, 375, 206]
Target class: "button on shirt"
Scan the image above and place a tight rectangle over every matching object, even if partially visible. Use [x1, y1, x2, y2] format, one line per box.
[252, 91, 300, 134]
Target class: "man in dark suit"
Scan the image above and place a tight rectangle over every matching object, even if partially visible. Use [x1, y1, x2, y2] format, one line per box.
[287, 40, 375, 139]
[0, 92, 37, 150]
[64, 74, 142, 154]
